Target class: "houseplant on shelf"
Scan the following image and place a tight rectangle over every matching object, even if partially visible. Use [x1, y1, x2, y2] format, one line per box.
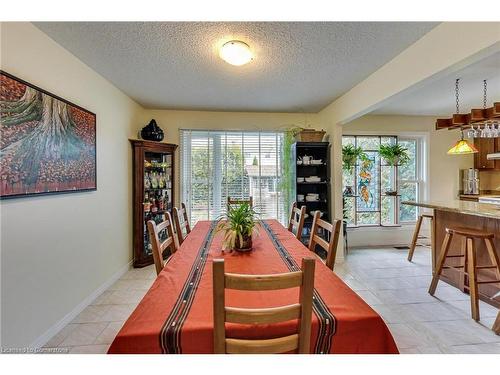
[379, 144, 410, 196]
[379, 144, 410, 167]
[216, 203, 260, 252]
[342, 144, 367, 196]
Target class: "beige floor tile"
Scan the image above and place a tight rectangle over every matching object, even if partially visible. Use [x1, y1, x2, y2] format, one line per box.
[91, 290, 114, 305]
[353, 290, 384, 305]
[370, 304, 407, 324]
[399, 347, 421, 354]
[416, 345, 449, 354]
[106, 289, 147, 304]
[343, 277, 368, 291]
[43, 324, 78, 347]
[448, 343, 500, 354]
[100, 303, 138, 322]
[120, 266, 156, 280]
[374, 288, 437, 305]
[418, 319, 499, 346]
[386, 323, 435, 349]
[108, 278, 154, 291]
[444, 299, 499, 318]
[72, 305, 112, 323]
[59, 323, 109, 347]
[366, 277, 414, 291]
[397, 302, 466, 322]
[94, 322, 125, 344]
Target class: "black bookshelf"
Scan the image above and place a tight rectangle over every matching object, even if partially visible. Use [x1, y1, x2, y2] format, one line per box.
[291, 142, 331, 246]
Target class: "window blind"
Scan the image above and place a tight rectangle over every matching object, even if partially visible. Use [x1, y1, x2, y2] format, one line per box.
[180, 130, 286, 225]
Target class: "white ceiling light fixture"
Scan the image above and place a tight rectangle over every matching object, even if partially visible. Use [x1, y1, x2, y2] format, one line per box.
[219, 40, 253, 66]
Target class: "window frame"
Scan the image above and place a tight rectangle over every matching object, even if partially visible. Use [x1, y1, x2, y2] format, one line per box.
[180, 129, 286, 226]
[398, 135, 425, 224]
[342, 133, 426, 228]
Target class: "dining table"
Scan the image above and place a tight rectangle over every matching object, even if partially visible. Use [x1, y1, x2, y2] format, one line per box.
[108, 220, 398, 354]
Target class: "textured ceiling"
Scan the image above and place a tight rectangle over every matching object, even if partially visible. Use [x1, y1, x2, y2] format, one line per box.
[34, 22, 437, 112]
[374, 52, 500, 116]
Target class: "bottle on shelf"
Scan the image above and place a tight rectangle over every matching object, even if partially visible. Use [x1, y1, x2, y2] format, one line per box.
[155, 192, 161, 211]
[164, 191, 170, 210]
[158, 191, 165, 210]
[150, 193, 158, 213]
[143, 192, 151, 213]
[159, 173, 165, 189]
[152, 172, 159, 189]
[144, 172, 151, 189]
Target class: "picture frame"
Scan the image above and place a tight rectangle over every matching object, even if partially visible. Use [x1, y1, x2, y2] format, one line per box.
[0, 70, 97, 199]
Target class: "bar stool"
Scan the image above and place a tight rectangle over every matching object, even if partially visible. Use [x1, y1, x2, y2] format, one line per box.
[407, 214, 434, 262]
[428, 227, 500, 322]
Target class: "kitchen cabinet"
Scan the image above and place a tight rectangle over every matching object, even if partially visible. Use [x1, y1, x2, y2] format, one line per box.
[474, 138, 497, 170]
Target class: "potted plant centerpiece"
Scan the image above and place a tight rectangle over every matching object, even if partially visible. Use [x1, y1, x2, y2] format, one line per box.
[379, 144, 410, 195]
[216, 203, 259, 252]
[342, 144, 367, 196]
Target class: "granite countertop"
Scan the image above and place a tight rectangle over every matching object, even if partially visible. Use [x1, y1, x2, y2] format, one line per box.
[402, 200, 500, 219]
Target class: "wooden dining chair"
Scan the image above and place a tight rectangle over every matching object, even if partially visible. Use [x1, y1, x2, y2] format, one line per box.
[227, 196, 253, 208]
[147, 212, 177, 276]
[308, 211, 341, 271]
[212, 257, 315, 354]
[173, 202, 191, 245]
[288, 202, 306, 241]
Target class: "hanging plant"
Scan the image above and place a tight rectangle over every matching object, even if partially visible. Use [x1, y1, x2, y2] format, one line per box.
[379, 144, 410, 166]
[342, 144, 367, 172]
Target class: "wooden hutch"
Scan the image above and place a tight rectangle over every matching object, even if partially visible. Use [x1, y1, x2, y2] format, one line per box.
[130, 139, 178, 268]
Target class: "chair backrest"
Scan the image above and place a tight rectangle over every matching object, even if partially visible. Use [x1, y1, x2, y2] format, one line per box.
[173, 202, 191, 245]
[287, 202, 306, 241]
[212, 257, 315, 354]
[227, 196, 253, 208]
[147, 212, 177, 276]
[308, 211, 341, 271]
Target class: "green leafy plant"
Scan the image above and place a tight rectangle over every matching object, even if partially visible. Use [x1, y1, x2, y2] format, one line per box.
[342, 144, 367, 171]
[216, 203, 260, 250]
[379, 144, 410, 166]
[280, 126, 304, 215]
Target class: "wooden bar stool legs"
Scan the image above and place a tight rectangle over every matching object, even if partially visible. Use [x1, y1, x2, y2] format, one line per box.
[494, 312, 500, 335]
[428, 231, 453, 295]
[466, 237, 480, 321]
[408, 214, 433, 262]
[429, 227, 500, 323]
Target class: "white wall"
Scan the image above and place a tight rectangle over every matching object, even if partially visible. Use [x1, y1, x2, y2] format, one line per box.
[0, 22, 143, 347]
[343, 115, 473, 247]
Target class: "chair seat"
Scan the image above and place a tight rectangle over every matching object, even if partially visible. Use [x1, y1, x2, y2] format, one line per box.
[445, 227, 494, 239]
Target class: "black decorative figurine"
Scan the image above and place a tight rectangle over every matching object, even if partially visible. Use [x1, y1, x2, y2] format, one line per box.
[141, 119, 164, 142]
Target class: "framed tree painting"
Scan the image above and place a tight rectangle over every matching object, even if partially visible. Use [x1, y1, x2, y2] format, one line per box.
[0, 71, 96, 199]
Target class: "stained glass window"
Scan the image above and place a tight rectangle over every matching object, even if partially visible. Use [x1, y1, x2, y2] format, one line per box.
[343, 135, 421, 227]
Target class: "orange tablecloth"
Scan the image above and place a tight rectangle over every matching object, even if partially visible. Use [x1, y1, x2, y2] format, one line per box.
[108, 220, 398, 354]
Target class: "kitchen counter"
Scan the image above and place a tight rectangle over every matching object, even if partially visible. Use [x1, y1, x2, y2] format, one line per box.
[402, 200, 500, 308]
[402, 199, 500, 219]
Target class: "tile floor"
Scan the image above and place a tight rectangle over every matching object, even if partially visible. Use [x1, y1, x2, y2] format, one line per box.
[43, 245, 500, 354]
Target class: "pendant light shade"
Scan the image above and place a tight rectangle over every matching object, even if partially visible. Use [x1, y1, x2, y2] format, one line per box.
[446, 79, 479, 155]
[447, 138, 478, 155]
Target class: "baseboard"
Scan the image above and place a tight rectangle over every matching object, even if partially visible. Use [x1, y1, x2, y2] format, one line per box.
[30, 260, 133, 348]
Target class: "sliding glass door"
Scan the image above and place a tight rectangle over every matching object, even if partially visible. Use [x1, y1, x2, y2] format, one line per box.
[180, 130, 286, 225]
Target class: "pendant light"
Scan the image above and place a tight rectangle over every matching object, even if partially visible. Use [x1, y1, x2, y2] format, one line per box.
[447, 79, 478, 155]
